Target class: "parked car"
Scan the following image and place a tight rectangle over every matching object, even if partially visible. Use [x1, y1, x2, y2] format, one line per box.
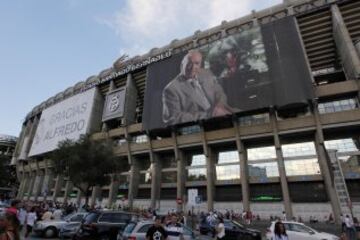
[33, 212, 87, 238]
[117, 220, 198, 240]
[59, 222, 82, 239]
[200, 219, 261, 240]
[266, 221, 339, 240]
[73, 210, 136, 240]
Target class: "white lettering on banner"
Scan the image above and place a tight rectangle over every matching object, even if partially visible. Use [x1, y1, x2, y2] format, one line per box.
[29, 88, 97, 157]
[81, 50, 172, 91]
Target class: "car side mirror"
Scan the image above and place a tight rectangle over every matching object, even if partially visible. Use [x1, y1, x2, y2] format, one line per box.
[309, 231, 315, 235]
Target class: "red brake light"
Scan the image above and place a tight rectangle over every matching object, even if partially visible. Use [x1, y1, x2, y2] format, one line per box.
[128, 236, 136, 240]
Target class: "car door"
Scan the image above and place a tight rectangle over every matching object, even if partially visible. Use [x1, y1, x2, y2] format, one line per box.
[223, 221, 240, 240]
[287, 223, 318, 240]
[69, 213, 85, 223]
[135, 223, 152, 240]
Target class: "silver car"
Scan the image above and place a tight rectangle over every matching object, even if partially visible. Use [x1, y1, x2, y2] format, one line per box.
[33, 212, 87, 238]
[118, 220, 198, 240]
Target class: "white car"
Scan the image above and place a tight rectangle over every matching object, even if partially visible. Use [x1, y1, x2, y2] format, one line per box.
[266, 221, 339, 240]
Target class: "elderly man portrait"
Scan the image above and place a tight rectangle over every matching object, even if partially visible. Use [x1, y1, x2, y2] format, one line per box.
[162, 50, 232, 125]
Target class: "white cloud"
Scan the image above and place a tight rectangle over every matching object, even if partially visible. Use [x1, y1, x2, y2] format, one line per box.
[97, 0, 282, 57]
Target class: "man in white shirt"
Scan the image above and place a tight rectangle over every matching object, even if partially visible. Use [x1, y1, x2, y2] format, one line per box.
[345, 215, 356, 240]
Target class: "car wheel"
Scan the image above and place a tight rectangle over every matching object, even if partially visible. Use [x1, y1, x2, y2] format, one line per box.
[44, 226, 58, 238]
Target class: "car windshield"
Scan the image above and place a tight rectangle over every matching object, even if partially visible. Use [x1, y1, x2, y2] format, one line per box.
[83, 212, 99, 224]
[124, 223, 136, 234]
[232, 221, 244, 229]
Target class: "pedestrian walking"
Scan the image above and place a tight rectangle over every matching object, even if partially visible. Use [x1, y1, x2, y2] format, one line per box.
[146, 216, 168, 240]
[273, 221, 288, 240]
[215, 218, 225, 240]
[24, 207, 37, 239]
[0, 213, 20, 240]
[344, 215, 356, 240]
[165, 215, 183, 240]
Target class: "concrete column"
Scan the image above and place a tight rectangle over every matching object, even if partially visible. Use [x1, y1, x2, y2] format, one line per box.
[27, 172, 36, 200]
[90, 186, 101, 207]
[312, 100, 342, 224]
[32, 170, 45, 200]
[233, 118, 250, 211]
[52, 174, 64, 201]
[17, 173, 27, 199]
[127, 159, 140, 210]
[332, 5, 360, 80]
[108, 174, 120, 208]
[173, 131, 185, 212]
[22, 173, 31, 199]
[150, 153, 161, 210]
[200, 125, 215, 211]
[63, 180, 74, 203]
[270, 110, 293, 219]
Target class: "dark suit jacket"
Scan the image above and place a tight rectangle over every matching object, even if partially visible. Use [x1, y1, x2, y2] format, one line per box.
[162, 69, 229, 125]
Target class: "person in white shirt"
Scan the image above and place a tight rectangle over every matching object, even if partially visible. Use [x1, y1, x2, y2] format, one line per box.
[165, 215, 183, 240]
[345, 215, 356, 240]
[25, 207, 37, 238]
[216, 218, 225, 240]
[18, 207, 27, 231]
[52, 207, 62, 220]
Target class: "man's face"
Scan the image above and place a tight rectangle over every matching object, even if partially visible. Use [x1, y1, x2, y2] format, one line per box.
[185, 52, 202, 79]
[171, 215, 177, 224]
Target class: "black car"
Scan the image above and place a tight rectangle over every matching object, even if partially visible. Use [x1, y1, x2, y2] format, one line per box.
[200, 219, 261, 240]
[73, 210, 136, 240]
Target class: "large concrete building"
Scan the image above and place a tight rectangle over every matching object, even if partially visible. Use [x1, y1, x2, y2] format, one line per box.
[13, 0, 360, 222]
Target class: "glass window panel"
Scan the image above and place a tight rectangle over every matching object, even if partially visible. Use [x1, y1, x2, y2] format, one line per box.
[191, 154, 206, 166]
[132, 134, 148, 143]
[282, 142, 316, 158]
[239, 113, 270, 126]
[161, 171, 177, 183]
[284, 158, 321, 176]
[218, 151, 239, 164]
[318, 98, 357, 114]
[248, 162, 279, 177]
[325, 139, 359, 152]
[247, 146, 276, 161]
[187, 168, 207, 181]
[216, 165, 240, 180]
[178, 125, 201, 135]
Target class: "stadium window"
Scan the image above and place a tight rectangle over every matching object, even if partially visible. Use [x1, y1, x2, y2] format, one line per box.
[113, 137, 127, 146]
[238, 112, 270, 126]
[318, 98, 358, 114]
[216, 151, 240, 181]
[131, 134, 148, 144]
[248, 162, 279, 178]
[281, 142, 316, 158]
[284, 158, 321, 176]
[247, 146, 276, 161]
[178, 125, 201, 135]
[186, 154, 207, 181]
[325, 138, 359, 153]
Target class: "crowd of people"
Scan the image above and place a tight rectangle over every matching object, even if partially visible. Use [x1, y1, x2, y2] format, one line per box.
[0, 198, 359, 240]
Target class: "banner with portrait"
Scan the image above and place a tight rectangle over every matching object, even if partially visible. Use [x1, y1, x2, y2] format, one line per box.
[143, 16, 314, 130]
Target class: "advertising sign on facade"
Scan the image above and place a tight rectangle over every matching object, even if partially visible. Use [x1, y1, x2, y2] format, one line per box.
[29, 88, 98, 156]
[142, 17, 314, 130]
[102, 88, 126, 122]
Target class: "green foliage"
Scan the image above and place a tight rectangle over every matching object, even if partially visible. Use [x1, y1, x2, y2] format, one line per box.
[0, 155, 17, 192]
[51, 135, 119, 201]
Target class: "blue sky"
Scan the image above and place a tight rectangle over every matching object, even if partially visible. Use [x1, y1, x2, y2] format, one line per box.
[0, 0, 282, 137]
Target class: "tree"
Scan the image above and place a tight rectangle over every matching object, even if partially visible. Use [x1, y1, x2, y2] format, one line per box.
[0, 155, 18, 199]
[51, 135, 119, 206]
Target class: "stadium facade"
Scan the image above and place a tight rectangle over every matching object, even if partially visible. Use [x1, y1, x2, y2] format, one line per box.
[12, 0, 360, 223]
